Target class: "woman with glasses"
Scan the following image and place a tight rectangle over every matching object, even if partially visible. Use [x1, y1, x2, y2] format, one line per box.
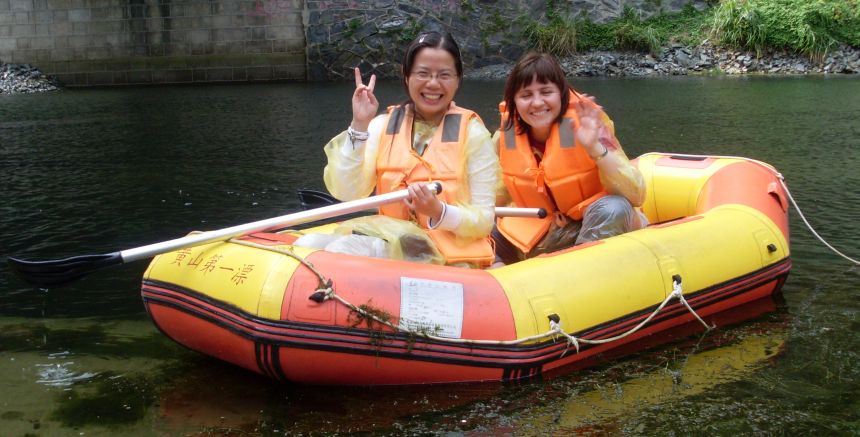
[318, 31, 498, 267]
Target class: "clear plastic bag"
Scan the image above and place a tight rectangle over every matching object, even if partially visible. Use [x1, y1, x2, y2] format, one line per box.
[335, 216, 445, 264]
[294, 216, 445, 264]
[293, 233, 341, 249]
[324, 233, 389, 259]
[532, 213, 582, 256]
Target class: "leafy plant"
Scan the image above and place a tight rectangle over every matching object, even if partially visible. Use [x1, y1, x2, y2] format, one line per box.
[523, 4, 711, 55]
[613, 8, 664, 54]
[523, 15, 580, 56]
[709, 0, 859, 59]
[520, 0, 858, 58]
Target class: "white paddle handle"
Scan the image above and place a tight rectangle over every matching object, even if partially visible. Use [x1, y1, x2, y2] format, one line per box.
[120, 183, 441, 262]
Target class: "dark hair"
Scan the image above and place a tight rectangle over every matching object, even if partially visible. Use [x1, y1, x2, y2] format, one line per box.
[401, 31, 464, 108]
[502, 52, 571, 135]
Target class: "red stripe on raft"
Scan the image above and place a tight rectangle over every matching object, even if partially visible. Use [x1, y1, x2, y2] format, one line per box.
[142, 258, 789, 384]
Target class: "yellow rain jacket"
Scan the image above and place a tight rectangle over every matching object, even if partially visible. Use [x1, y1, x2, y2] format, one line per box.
[324, 103, 498, 265]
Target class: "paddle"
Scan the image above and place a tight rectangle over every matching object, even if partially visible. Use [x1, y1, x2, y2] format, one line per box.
[8, 183, 442, 288]
[298, 189, 548, 219]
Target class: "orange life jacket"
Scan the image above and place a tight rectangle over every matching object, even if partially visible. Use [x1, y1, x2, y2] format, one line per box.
[375, 103, 494, 267]
[497, 91, 607, 253]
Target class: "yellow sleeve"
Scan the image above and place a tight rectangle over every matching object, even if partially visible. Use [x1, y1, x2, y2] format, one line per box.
[596, 112, 646, 207]
[322, 114, 387, 201]
[491, 130, 512, 207]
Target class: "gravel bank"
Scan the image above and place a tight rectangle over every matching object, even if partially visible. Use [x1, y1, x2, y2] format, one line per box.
[1, 62, 63, 95]
[466, 43, 860, 79]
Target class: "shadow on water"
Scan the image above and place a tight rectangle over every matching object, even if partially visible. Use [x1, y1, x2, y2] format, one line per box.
[50, 372, 158, 427]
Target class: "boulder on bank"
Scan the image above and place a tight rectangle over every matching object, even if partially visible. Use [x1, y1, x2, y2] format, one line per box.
[0, 62, 62, 95]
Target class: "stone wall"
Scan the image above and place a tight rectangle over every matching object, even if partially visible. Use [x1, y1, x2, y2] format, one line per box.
[305, 0, 710, 80]
[1, 0, 709, 85]
[0, 0, 306, 86]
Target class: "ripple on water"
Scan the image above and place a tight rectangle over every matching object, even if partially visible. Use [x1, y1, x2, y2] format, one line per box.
[35, 361, 99, 388]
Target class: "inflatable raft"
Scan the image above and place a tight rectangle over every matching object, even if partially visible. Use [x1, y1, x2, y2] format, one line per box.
[141, 153, 791, 385]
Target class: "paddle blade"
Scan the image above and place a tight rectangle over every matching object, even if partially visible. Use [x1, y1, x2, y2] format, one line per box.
[298, 189, 339, 209]
[7, 252, 123, 288]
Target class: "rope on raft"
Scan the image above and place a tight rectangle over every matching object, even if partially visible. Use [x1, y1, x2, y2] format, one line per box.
[551, 278, 713, 356]
[648, 152, 859, 266]
[229, 238, 712, 356]
[779, 178, 859, 265]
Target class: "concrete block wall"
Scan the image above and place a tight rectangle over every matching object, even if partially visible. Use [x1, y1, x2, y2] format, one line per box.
[0, 0, 306, 85]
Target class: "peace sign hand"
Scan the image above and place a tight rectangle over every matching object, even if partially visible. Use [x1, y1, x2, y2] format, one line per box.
[351, 67, 378, 132]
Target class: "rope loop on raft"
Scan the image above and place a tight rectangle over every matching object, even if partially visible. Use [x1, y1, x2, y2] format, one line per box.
[227, 238, 334, 302]
[229, 240, 714, 354]
[549, 315, 580, 355]
[547, 275, 713, 358]
[229, 238, 716, 353]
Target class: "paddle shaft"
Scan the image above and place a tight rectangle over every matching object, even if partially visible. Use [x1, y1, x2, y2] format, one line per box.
[297, 189, 547, 219]
[121, 183, 440, 263]
[494, 207, 547, 218]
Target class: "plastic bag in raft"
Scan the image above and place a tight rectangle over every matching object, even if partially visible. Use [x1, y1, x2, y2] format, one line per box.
[335, 216, 444, 264]
[294, 216, 444, 264]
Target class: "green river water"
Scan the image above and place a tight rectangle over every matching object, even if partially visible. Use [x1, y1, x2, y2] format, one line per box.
[1, 76, 859, 435]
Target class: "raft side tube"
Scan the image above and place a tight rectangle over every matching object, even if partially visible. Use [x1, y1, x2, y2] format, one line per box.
[697, 160, 790, 241]
[143, 239, 310, 318]
[489, 202, 787, 340]
[284, 250, 519, 342]
[635, 154, 735, 223]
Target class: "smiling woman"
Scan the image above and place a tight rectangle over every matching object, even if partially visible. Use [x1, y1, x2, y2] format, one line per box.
[404, 46, 461, 126]
[309, 31, 500, 267]
[492, 52, 648, 265]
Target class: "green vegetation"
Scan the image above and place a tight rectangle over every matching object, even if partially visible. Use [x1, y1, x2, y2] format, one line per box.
[710, 0, 860, 59]
[396, 18, 423, 45]
[525, 4, 711, 56]
[523, 15, 581, 56]
[523, 0, 860, 58]
[344, 18, 361, 38]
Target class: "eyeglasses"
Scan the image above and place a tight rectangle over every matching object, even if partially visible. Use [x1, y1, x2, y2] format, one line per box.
[410, 70, 457, 83]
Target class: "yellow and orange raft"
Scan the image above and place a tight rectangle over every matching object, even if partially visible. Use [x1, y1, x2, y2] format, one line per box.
[141, 153, 791, 385]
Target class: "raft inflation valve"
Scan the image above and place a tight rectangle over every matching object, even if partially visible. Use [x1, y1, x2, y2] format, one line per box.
[308, 291, 327, 303]
[547, 313, 560, 324]
[767, 243, 777, 253]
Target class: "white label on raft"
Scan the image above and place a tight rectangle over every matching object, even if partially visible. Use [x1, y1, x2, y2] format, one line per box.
[399, 277, 464, 338]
